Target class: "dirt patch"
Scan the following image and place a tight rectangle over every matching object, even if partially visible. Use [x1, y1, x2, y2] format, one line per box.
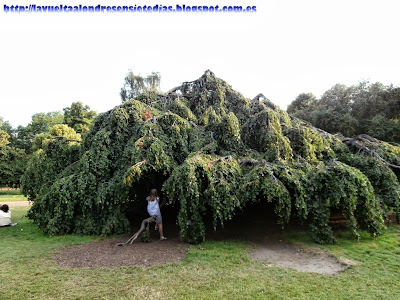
[53, 234, 188, 268]
[208, 208, 352, 275]
[7, 201, 31, 207]
[249, 240, 348, 274]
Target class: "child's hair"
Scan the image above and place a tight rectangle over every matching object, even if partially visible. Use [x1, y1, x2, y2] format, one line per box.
[1, 204, 9, 213]
[150, 189, 158, 197]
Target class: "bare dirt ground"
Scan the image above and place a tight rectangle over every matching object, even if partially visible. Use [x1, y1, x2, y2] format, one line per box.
[51, 208, 350, 274]
[53, 233, 188, 268]
[7, 201, 31, 207]
[206, 208, 351, 274]
[247, 232, 348, 274]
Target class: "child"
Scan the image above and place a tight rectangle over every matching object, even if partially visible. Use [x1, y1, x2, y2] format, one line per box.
[0, 204, 16, 227]
[146, 189, 166, 240]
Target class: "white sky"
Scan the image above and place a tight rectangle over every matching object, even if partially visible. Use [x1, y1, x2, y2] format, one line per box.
[1, 0, 400, 127]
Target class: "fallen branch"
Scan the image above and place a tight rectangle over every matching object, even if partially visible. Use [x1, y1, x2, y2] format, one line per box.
[116, 216, 156, 246]
[117, 195, 167, 246]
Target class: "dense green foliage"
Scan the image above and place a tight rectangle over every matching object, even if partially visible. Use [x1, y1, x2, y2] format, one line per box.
[0, 102, 96, 188]
[23, 71, 400, 243]
[11, 112, 64, 153]
[63, 101, 97, 134]
[2, 103, 95, 154]
[0, 146, 28, 187]
[287, 82, 400, 143]
[0, 128, 10, 148]
[0, 122, 28, 187]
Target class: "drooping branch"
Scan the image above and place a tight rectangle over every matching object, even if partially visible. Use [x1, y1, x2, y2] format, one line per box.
[238, 158, 266, 166]
[251, 93, 268, 103]
[51, 136, 82, 143]
[212, 155, 234, 164]
[343, 135, 400, 169]
[64, 160, 79, 171]
[167, 86, 181, 94]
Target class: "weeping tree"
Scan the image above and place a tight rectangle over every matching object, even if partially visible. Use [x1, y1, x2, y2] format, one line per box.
[22, 70, 400, 243]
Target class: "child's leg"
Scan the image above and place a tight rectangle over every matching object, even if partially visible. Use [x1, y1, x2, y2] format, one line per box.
[158, 223, 165, 239]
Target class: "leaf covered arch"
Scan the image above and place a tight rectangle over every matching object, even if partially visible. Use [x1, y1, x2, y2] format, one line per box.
[22, 71, 400, 243]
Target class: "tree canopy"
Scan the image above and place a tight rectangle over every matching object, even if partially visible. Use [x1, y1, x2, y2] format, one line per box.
[120, 71, 161, 102]
[0, 128, 10, 148]
[22, 71, 400, 244]
[0, 121, 28, 187]
[63, 101, 97, 134]
[0, 102, 95, 188]
[287, 82, 400, 143]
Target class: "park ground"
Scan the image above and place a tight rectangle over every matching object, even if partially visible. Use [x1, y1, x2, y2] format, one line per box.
[0, 190, 399, 300]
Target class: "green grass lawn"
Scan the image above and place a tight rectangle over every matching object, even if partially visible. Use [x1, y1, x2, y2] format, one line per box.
[1, 206, 399, 300]
[0, 189, 28, 202]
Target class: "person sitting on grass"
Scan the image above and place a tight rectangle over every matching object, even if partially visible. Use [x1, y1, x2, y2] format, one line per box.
[0, 204, 16, 227]
[146, 189, 166, 240]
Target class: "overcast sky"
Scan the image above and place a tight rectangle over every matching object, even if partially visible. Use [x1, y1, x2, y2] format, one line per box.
[1, 0, 400, 127]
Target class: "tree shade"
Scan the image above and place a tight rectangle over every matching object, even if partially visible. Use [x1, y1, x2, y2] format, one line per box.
[22, 71, 400, 243]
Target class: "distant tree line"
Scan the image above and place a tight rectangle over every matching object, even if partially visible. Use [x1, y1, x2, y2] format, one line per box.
[0, 70, 160, 188]
[287, 81, 400, 143]
[0, 102, 96, 187]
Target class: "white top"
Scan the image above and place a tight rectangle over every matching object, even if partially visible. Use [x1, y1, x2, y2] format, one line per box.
[147, 196, 161, 216]
[0, 210, 11, 226]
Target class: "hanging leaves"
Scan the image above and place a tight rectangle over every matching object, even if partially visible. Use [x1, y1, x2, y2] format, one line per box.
[21, 71, 400, 243]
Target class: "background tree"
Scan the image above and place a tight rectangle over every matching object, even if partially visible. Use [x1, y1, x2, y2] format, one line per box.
[0, 128, 10, 148]
[63, 101, 97, 134]
[288, 81, 400, 143]
[0, 146, 28, 187]
[0, 118, 28, 187]
[10, 112, 64, 153]
[0, 117, 12, 148]
[27, 112, 64, 136]
[286, 92, 317, 121]
[0, 102, 92, 187]
[0, 117, 13, 136]
[33, 124, 82, 151]
[120, 71, 161, 102]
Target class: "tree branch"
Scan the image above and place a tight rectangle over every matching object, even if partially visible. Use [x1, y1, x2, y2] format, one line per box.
[51, 136, 81, 143]
[116, 216, 156, 246]
[343, 135, 400, 169]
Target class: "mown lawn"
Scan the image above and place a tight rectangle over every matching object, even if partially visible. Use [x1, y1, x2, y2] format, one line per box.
[1, 206, 399, 300]
[0, 189, 28, 202]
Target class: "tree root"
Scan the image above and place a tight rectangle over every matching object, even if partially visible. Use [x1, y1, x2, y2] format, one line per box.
[117, 195, 167, 246]
[116, 216, 156, 246]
